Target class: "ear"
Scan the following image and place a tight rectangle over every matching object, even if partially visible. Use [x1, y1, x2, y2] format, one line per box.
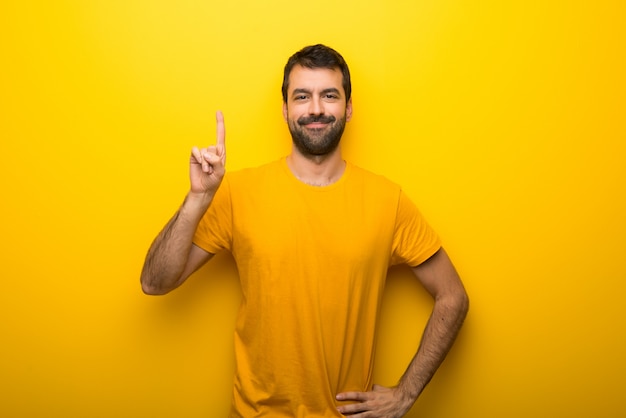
[346, 98, 353, 122]
[282, 102, 288, 122]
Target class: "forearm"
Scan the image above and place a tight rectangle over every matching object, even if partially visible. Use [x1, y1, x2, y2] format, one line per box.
[140, 192, 213, 294]
[397, 291, 469, 402]
[335, 290, 468, 417]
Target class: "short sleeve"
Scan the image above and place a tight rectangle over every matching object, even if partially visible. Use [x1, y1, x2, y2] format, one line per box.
[192, 176, 233, 254]
[390, 191, 441, 267]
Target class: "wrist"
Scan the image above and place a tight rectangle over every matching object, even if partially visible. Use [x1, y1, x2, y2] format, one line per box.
[395, 380, 420, 406]
[184, 190, 214, 212]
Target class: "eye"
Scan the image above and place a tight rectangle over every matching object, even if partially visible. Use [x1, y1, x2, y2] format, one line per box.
[294, 95, 308, 101]
[324, 93, 339, 100]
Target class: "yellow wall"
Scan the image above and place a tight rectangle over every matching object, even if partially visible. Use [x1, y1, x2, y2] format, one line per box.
[2, 1, 625, 417]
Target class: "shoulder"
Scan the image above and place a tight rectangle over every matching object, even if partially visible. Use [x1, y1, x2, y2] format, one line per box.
[226, 158, 285, 184]
[346, 162, 402, 194]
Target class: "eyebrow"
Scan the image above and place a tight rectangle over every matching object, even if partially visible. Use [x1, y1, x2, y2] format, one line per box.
[321, 88, 341, 96]
[291, 88, 342, 97]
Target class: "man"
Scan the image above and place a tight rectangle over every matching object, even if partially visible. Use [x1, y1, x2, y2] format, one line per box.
[141, 44, 469, 417]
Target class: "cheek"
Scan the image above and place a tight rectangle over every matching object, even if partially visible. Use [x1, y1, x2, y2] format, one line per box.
[334, 107, 348, 121]
[286, 106, 306, 121]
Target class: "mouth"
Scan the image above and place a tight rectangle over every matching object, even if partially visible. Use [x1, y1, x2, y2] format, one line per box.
[298, 115, 336, 128]
[303, 122, 329, 129]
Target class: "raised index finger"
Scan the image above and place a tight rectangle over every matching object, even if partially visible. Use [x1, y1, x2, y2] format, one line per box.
[216, 110, 225, 150]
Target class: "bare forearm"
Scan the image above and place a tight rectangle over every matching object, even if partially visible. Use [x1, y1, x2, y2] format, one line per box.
[336, 250, 468, 417]
[335, 291, 468, 417]
[398, 292, 469, 402]
[140, 192, 212, 294]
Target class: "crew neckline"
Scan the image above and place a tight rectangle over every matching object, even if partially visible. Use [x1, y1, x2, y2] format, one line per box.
[280, 156, 350, 191]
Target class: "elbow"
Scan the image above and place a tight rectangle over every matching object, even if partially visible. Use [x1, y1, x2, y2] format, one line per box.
[454, 287, 470, 321]
[460, 290, 470, 318]
[140, 274, 172, 296]
[142, 283, 166, 296]
[439, 287, 470, 320]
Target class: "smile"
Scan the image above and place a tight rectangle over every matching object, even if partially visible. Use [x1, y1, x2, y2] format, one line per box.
[304, 122, 329, 129]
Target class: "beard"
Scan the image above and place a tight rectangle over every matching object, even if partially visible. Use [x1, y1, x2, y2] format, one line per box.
[287, 113, 347, 157]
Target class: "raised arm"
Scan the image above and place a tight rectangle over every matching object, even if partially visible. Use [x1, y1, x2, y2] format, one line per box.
[140, 111, 227, 295]
[336, 248, 469, 417]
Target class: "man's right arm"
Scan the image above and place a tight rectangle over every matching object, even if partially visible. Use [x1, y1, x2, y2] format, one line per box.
[140, 193, 215, 295]
[140, 111, 227, 295]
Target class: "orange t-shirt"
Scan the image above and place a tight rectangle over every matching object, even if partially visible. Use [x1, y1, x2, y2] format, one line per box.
[193, 158, 441, 417]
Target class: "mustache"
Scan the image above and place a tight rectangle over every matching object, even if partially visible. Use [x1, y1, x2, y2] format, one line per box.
[297, 115, 336, 125]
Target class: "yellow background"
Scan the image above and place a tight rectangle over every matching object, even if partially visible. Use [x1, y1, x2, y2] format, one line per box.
[1, 1, 625, 417]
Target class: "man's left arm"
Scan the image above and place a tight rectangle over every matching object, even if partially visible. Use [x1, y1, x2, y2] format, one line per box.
[336, 248, 469, 417]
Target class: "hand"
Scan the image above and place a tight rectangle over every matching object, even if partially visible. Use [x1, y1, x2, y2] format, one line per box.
[189, 111, 226, 197]
[336, 384, 414, 417]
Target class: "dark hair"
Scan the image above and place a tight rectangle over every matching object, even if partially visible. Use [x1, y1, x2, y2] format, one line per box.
[282, 44, 352, 103]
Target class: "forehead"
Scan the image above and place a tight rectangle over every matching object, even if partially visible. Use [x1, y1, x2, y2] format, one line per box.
[287, 65, 344, 94]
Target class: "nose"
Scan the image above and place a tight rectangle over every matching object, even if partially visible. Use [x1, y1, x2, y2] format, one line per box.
[308, 97, 324, 116]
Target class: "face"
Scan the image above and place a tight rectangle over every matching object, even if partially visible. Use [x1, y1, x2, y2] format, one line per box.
[283, 65, 353, 157]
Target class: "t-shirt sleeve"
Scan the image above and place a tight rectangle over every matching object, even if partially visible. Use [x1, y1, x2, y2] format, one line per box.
[390, 190, 441, 267]
[192, 176, 233, 254]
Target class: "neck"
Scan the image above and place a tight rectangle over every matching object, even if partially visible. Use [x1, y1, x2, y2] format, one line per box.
[286, 146, 346, 187]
